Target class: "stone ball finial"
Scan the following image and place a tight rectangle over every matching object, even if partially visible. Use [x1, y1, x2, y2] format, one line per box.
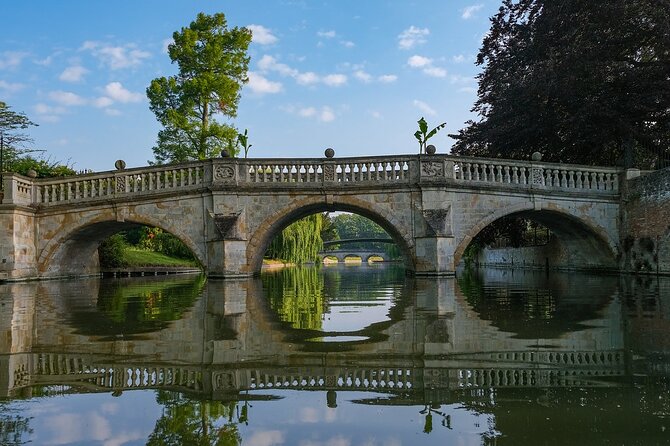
[425, 144, 436, 155]
[531, 151, 542, 162]
[325, 148, 335, 158]
[114, 159, 126, 170]
[26, 169, 38, 178]
[220, 149, 230, 158]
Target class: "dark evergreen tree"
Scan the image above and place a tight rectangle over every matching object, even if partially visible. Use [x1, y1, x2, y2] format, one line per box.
[451, 0, 670, 168]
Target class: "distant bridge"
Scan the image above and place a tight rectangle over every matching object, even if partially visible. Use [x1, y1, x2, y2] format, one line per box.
[0, 153, 624, 280]
[322, 238, 395, 247]
[320, 249, 390, 262]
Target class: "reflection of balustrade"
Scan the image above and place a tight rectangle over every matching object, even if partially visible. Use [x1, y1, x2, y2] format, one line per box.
[33, 353, 202, 392]
[9, 350, 626, 397]
[245, 367, 414, 391]
[0, 155, 622, 208]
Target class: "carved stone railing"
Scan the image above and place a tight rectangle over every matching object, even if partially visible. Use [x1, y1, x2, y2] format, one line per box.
[0, 155, 622, 207]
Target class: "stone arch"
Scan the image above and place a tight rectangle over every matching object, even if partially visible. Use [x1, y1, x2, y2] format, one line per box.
[38, 211, 205, 277]
[453, 202, 617, 269]
[246, 195, 415, 274]
[365, 253, 386, 262]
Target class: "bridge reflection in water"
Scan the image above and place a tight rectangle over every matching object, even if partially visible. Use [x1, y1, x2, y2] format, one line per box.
[1, 266, 669, 444]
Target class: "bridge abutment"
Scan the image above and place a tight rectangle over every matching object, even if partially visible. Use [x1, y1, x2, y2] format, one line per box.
[0, 207, 38, 281]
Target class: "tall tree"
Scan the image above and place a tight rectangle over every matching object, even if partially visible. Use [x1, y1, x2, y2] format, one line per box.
[147, 13, 252, 163]
[451, 0, 670, 168]
[0, 101, 38, 168]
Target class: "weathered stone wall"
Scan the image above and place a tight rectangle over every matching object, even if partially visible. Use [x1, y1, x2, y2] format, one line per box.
[621, 168, 670, 275]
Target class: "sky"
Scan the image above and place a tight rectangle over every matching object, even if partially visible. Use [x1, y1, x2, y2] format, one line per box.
[1, 0, 500, 172]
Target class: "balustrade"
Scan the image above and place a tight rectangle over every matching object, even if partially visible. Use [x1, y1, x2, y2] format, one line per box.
[0, 155, 621, 207]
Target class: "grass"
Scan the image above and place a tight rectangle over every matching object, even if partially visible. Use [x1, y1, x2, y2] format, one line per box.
[121, 248, 200, 268]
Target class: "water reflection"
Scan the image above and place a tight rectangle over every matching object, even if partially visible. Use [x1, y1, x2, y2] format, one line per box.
[0, 267, 668, 445]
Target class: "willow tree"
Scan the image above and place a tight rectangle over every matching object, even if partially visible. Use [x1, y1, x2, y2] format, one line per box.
[147, 13, 252, 163]
[266, 214, 325, 264]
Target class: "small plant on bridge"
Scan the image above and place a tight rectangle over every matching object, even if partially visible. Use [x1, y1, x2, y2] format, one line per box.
[414, 117, 446, 154]
[237, 128, 252, 158]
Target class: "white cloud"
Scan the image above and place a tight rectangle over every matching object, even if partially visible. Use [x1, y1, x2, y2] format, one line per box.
[319, 106, 335, 122]
[161, 39, 172, 54]
[59, 65, 88, 82]
[93, 96, 114, 108]
[423, 66, 447, 77]
[407, 55, 432, 68]
[258, 55, 298, 77]
[299, 107, 317, 117]
[317, 30, 337, 38]
[413, 99, 436, 116]
[408, 55, 447, 78]
[248, 24, 278, 45]
[258, 55, 346, 87]
[322, 74, 347, 87]
[0, 51, 29, 70]
[104, 108, 122, 116]
[378, 74, 398, 83]
[0, 80, 25, 93]
[398, 26, 429, 50]
[103, 82, 143, 103]
[354, 70, 372, 83]
[49, 90, 86, 106]
[462, 4, 484, 19]
[288, 105, 336, 122]
[246, 430, 284, 446]
[296, 71, 319, 85]
[369, 110, 383, 119]
[80, 41, 150, 70]
[247, 71, 283, 94]
[452, 54, 466, 63]
[341, 40, 355, 48]
[34, 103, 67, 122]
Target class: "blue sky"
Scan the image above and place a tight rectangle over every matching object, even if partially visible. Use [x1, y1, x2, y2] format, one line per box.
[1, 0, 499, 172]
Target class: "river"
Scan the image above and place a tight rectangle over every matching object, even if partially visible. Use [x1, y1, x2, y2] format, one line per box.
[0, 264, 668, 445]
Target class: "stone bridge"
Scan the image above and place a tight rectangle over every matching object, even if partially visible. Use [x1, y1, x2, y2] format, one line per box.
[0, 154, 624, 280]
[320, 249, 389, 262]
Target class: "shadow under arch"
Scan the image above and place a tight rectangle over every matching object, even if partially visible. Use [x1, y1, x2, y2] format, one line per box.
[453, 203, 618, 270]
[247, 196, 416, 274]
[38, 215, 205, 277]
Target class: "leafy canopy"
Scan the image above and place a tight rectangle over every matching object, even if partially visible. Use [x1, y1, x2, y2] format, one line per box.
[0, 101, 38, 165]
[147, 12, 252, 163]
[451, 0, 670, 168]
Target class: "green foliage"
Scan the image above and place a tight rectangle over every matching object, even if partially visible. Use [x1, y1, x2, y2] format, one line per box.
[139, 227, 195, 260]
[263, 266, 325, 330]
[7, 156, 76, 178]
[266, 214, 325, 264]
[147, 12, 252, 163]
[148, 392, 243, 446]
[0, 101, 38, 166]
[451, 0, 670, 168]
[327, 213, 400, 258]
[98, 234, 129, 268]
[414, 117, 446, 154]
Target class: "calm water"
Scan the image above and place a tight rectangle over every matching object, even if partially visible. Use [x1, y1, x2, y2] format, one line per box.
[1, 264, 669, 445]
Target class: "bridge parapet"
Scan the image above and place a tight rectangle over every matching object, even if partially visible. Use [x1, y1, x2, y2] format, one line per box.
[1, 155, 621, 208]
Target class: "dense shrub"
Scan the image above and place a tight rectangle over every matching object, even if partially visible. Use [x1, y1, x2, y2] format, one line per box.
[98, 234, 128, 268]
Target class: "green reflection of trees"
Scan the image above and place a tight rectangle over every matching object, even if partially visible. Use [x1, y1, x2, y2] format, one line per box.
[457, 267, 613, 338]
[262, 267, 325, 330]
[148, 391, 245, 446]
[70, 276, 206, 336]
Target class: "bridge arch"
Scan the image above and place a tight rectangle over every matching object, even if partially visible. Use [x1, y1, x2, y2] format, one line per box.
[246, 195, 414, 274]
[37, 212, 205, 277]
[453, 202, 618, 270]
